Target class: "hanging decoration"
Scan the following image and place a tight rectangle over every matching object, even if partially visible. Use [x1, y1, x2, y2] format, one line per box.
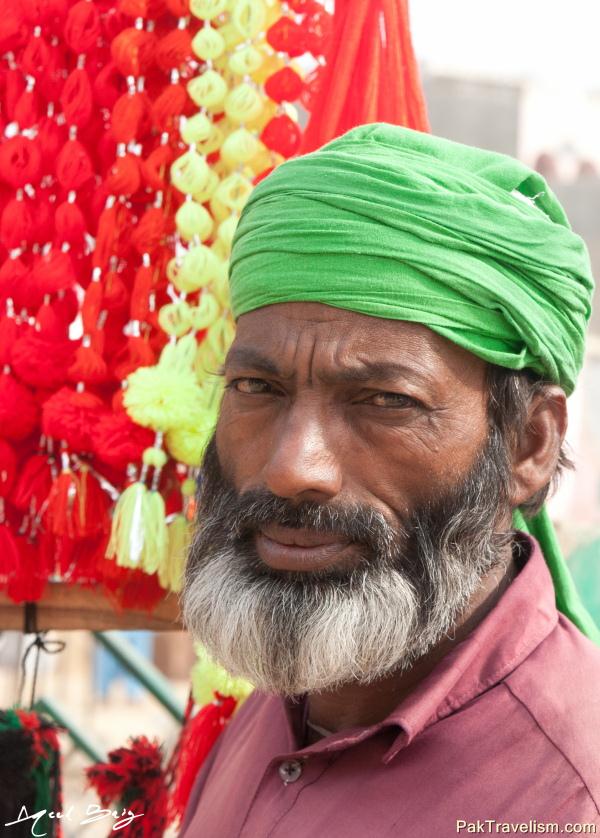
[2, 0, 429, 827]
[86, 735, 169, 838]
[0, 0, 338, 611]
[0, 708, 64, 838]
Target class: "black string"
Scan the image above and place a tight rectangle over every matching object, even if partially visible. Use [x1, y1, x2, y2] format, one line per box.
[18, 604, 66, 709]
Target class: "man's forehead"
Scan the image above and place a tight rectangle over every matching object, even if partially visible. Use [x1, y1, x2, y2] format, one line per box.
[227, 302, 486, 387]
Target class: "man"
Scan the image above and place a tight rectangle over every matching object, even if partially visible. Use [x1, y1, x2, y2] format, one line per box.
[180, 124, 600, 837]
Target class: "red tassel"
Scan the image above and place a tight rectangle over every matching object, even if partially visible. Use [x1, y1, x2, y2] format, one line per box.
[167, 693, 237, 825]
[0, 256, 28, 303]
[151, 83, 191, 133]
[111, 28, 157, 76]
[299, 0, 429, 153]
[93, 411, 154, 470]
[45, 467, 80, 538]
[46, 464, 109, 539]
[11, 452, 53, 514]
[140, 144, 173, 190]
[60, 68, 94, 129]
[129, 264, 154, 320]
[81, 281, 103, 333]
[42, 387, 106, 452]
[55, 139, 94, 191]
[31, 249, 78, 295]
[130, 208, 168, 256]
[112, 335, 156, 380]
[55, 199, 87, 248]
[11, 330, 75, 389]
[35, 299, 70, 340]
[6, 535, 47, 603]
[266, 16, 307, 57]
[64, 0, 101, 53]
[0, 438, 17, 498]
[106, 153, 141, 197]
[0, 136, 43, 189]
[264, 66, 304, 104]
[14, 86, 41, 129]
[37, 117, 67, 173]
[0, 195, 34, 249]
[0, 521, 20, 584]
[86, 736, 169, 838]
[67, 343, 108, 385]
[155, 29, 193, 73]
[111, 92, 151, 144]
[0, 371, 39, 441]
[103, 270, 129, 310]
[261, 114, 302, 158]
[93, 62, 126, 110]
[0, 314, 18, 365]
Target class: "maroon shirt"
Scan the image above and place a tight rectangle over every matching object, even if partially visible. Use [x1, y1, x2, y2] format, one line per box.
[180, 535, 600, 837]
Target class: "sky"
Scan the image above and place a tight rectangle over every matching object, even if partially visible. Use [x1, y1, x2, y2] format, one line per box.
[408, 0, 600, 164]
[410, 0, 600, 90]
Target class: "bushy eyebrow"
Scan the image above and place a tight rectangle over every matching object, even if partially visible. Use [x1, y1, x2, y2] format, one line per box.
[221, 346, 434, 388]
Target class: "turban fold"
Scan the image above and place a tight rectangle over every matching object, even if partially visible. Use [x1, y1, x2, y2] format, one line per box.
[229, 122, 599, 644]
[230, 123, 594, 396]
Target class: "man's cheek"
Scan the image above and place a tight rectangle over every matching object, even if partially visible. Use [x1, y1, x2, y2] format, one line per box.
[215, 409, 273, 490]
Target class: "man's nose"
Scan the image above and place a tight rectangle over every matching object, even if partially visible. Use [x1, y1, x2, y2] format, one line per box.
[259, 402, 343, 501]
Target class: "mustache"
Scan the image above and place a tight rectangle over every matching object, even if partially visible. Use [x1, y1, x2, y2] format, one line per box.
[220, 487, 399, 549]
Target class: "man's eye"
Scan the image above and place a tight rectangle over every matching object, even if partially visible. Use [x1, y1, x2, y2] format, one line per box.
[229, 378, 273, 394]
[364, 392, 418, 408]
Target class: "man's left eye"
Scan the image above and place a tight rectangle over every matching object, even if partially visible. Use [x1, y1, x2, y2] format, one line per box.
[364, 392, 418, 408]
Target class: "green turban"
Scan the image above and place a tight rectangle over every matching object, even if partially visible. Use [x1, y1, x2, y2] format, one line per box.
[228, 122, 599, 644]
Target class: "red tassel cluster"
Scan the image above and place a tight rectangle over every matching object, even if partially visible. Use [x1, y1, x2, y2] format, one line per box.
[86, 735, 169, 838]
[0, 0, 199, 607]
[299, 0, 430, 153]
[85, 690, 238, 835]
[0, 0, 429, 621]
[166, 690, 237, 826]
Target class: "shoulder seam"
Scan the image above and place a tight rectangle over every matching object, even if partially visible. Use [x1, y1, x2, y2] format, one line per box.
[503, 681, 600, 817]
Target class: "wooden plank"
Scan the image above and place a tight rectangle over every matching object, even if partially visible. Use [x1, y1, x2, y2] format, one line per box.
[0, 583, 183, 631]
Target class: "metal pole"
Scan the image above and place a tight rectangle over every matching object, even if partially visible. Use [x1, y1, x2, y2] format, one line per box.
[93, 631, 185, 723]
[34, 697, 106, 764]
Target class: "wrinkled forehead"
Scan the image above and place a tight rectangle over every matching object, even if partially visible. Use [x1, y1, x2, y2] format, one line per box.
[227, 302, 487, 394]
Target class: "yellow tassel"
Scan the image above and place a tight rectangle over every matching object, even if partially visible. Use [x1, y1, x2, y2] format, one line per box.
[191, 644, 254, 707]
[159, 514, 190, 592]
[106, 481, 148, 569]
[142, 489, 168, 575]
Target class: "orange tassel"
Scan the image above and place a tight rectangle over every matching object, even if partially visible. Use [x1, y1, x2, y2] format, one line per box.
[106, 153, 141, 196]
[111, 28, 157, 76]
[111, 92, 150, 144]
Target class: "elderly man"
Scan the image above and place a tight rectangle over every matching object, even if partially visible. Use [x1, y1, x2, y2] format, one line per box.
[179, 124, 600, 837]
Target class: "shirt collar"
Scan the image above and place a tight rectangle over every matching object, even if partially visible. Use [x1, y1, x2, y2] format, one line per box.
[281, 533, 558, 764]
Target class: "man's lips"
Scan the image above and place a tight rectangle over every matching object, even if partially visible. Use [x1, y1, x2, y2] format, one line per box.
[255, 524, 354, 571]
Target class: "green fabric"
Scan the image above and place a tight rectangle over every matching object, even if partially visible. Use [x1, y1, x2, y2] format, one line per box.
[513, 509, 600, 644]
[229, 122, 598, 644]
[230, 123, 594, 396]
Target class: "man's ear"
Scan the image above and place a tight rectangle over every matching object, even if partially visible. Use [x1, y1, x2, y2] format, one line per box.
[509, 385, 568, 508]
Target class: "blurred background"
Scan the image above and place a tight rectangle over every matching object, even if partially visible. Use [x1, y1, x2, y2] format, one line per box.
[1, 2, 599, 834]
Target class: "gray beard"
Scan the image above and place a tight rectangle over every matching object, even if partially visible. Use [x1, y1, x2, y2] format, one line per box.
[181, 431, 514, 697]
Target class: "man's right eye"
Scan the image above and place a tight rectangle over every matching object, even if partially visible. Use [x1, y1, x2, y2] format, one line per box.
[227, 378, 274, 394]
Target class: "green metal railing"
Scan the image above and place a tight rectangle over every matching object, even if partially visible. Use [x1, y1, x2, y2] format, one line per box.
[34, 696, 106, 764]
[32, 630, 186, 764]
[93, 631, 185, 723]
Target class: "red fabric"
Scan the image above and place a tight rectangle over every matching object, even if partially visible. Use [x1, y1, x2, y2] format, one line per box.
[300, 0, 429, 154]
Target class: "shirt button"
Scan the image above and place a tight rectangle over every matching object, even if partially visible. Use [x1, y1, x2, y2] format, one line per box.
[278, 759, 303, 784]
